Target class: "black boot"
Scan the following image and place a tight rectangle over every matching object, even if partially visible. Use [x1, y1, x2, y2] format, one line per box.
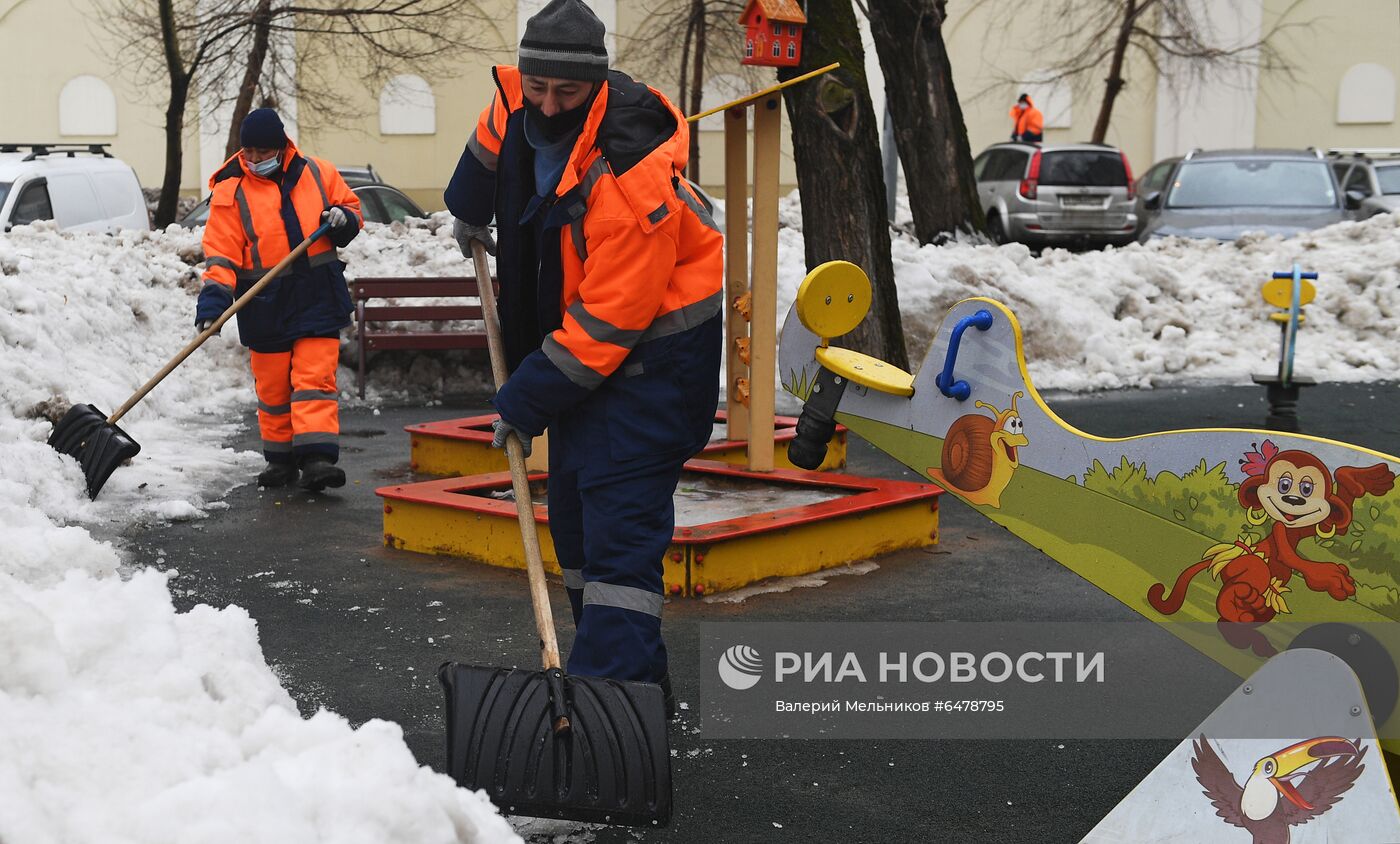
[299, 455, 345, 492]
[257, 461, 298, 488]
[660, 674, 678, 720]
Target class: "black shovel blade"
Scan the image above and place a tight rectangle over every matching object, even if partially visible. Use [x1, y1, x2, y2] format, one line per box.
[47, 404, 141, 499]
[439, 663, 671, 827]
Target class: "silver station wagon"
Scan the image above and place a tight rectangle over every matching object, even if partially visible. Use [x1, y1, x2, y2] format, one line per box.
[972, 142, 1138, 248]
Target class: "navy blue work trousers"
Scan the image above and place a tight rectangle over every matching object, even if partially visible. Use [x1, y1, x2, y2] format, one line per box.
[548, 455, 684, 684]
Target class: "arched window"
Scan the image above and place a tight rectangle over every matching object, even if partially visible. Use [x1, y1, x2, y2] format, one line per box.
[1024, 73, 1073, 129]
[379, 74, 435, 135]
[1337, 64, 1396, 124]
[59, 75, 117, 136]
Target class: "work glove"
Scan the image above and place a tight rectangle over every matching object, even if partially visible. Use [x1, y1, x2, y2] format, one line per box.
[195, 318, 219, 337]
[322, 205, 359, 247]
[195, 282, 234, 331]
[453, 218, 497, 257]
[491, 416, 532, 458]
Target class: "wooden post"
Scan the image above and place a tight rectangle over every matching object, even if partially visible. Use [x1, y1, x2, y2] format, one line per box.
[724, 106, 751, 445]
[748, 94, 780, 472]
[686, 63, 837, 466]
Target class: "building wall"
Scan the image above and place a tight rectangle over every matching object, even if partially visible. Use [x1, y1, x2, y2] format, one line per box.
[0, 0, 203, 194]
[1254, 0, 1400, 152]
[294, 5, 517, 211]
[3, 0, 1396, 207]
[298, 1, 797, 209]
[1153, 0, 1263, 160]
[942, 0, 1159, 174]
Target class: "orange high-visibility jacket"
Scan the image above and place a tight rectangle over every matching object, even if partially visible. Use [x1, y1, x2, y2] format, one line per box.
[1010, 98, 1045, 137]
[447, 66, 724, 437]
[201, 140, 362, 351]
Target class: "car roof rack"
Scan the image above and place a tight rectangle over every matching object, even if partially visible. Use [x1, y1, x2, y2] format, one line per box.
[1326, 147, 1400, 159]
[0, 143, 115, 162]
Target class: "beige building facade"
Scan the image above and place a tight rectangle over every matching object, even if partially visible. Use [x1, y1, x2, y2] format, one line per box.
[2, 0, 1396, 211]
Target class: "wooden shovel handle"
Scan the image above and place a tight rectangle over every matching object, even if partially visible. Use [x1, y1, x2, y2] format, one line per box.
[107, 223, 333, 425]
[468, 239, 565, 675]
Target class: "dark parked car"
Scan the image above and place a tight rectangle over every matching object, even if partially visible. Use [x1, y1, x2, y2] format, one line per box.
[176, 164, 427, 227]
[1131, 155, 1181, 236]
[972, 142, 1139, 248]
[1328, 149, 1400, 219]
[1137, 149, 1354, 242]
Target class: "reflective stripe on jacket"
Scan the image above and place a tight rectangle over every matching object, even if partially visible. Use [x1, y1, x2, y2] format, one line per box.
[201, 140, 363, 351]
[445, 65, 724, 438]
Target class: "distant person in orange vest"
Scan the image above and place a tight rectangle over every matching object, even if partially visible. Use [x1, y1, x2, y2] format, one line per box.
[197, 108, 363, 492]
[1010, 93, 1044, 143]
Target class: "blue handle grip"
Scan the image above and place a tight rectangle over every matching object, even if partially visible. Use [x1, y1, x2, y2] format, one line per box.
[1281, 264, 1305, 386]
[935, 309, 994, 401]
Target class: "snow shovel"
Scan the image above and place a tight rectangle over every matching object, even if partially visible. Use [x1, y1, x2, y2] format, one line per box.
[437, 240, 672, 827]
[48, 223, 332, 499]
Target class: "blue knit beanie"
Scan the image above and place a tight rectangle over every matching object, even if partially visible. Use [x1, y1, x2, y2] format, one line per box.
[240, 108, 286, 149]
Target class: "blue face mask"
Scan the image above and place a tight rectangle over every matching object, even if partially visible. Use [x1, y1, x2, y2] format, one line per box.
[248, 155, 280, 177]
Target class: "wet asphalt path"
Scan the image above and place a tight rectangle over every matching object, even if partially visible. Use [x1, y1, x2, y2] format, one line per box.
[121, 382, 1400, 843]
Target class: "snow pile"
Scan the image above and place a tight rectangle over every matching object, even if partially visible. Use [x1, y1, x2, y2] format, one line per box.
[0, 222, 517, 843]
[774, 196, 1400, 391]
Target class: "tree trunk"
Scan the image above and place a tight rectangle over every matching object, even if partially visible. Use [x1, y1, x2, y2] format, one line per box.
[677, 10, 694, 129]
[225, 0, 275, 159]
[156, 74, 190, 228]
[154, 0, 187, 228]
[686, 0, 706, 182]
[779, 0, 907, 370]
[1091, 0, 1137, 144]
[867, 0, 984, 242]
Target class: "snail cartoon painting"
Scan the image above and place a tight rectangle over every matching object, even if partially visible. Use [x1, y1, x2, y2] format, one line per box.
[927, 392, 1027, 508]
[1148, 441, 1395, 629]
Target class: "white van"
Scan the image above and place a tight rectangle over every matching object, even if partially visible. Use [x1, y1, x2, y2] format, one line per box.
[0, 143, 151, 233]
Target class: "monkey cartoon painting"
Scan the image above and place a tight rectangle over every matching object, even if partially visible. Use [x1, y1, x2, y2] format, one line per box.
[1149, 440, 1395, 626]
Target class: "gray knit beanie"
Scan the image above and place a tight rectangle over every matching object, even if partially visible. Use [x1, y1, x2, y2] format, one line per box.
[518, 0, 609, 81]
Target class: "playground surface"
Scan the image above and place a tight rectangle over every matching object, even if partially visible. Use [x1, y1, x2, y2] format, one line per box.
[122, 380, 1400, 842]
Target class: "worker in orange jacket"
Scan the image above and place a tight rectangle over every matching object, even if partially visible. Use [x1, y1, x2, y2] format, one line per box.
[196, 108, 363, 492]
[444, 0, 722, 713]
[1010, 93, 1044, 143]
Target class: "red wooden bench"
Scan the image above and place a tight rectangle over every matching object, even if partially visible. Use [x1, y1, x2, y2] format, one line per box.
[350, 276, 496, 398]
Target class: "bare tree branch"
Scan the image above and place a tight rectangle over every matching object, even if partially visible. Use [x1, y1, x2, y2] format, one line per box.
[973, 0, 1314, 142]
[99, 0, 502, 225]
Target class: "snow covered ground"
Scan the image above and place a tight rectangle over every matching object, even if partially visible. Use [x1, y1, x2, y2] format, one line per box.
[2, 204, 1399, 841]
[0, 223, 518, 843]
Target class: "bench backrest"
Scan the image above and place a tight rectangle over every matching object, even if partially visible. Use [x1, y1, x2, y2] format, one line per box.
[351, 276, 498, 324]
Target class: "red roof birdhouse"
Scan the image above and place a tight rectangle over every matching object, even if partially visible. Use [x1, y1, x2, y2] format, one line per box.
[740, 0, 806, 68]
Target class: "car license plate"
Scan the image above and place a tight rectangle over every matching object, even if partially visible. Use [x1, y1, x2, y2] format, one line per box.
[1061, 195, 1106, 208]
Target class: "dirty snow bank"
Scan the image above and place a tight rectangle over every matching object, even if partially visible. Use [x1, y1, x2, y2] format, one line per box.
[0, 222, 517, 843]
[774, 195, 1400, 392]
